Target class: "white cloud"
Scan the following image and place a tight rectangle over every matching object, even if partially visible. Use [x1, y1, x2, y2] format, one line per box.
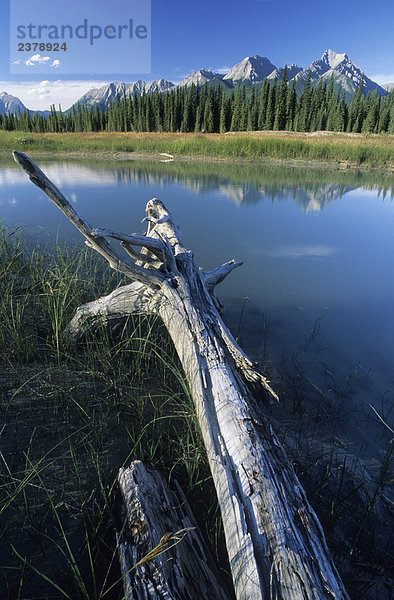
[51, 60, 61, 69]
[27, 86, 50, 100]
[27, 80, 51, 100]
[370, 73, 394, 85]
[268, 245, 337, 258]
[0, 79, 109, 110]
[211, 66, 231, 74]
[12, 59, 21, 65]
[25, 54, 51, 66]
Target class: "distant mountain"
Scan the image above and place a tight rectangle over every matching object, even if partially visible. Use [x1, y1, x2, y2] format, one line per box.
[0, 49, 388, 118]
[223, 55, 276, 83]
[267, 64, 303, 81]
[383, 83, 394, 92]
[69, 79, 174, 112]
[0, 91, 27, 116]
[295, 49, 386, 97]
[177, 69, 223, 87]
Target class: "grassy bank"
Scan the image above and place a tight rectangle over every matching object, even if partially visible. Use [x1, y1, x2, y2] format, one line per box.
[0, 225, 222, 599]
[0, 130, 393, 168]
[0, 225, 392, 599]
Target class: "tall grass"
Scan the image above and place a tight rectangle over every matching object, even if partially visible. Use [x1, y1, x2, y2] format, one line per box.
[0, 130, 393, 168]
[0, 224, 392, 599]
[0, 223, 219, 599]
[261, 312, 393, 600]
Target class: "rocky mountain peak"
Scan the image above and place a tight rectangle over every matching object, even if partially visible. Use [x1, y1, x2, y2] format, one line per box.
[223, 55, 276, 82]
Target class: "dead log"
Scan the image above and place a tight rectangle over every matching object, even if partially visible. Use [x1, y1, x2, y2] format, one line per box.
[116, 460, 230, 599]
[13, 151, 350, 600]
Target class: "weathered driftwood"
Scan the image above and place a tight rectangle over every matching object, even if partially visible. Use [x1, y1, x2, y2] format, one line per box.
[116, 460, 230, 600]
[13, 151, 350, 600]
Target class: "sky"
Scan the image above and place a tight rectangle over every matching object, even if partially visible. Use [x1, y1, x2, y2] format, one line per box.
[1, 0, 393, 111]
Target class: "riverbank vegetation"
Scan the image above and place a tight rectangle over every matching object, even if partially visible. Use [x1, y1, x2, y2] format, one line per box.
[0, 129, 393, 168]
[2, 72, 394, 136]
[0, 223, 392, 599]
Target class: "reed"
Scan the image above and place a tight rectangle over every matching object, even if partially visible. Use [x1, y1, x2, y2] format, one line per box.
[1, 224, 392, 599]
[0, 130, 393, 168]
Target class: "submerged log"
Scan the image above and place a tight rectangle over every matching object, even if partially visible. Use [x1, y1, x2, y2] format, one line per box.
[13, 151, 350, 600]
[117, 460, 230, 599]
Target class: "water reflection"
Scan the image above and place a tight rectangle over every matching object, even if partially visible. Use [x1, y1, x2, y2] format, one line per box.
[1, 156, 393, 447]
[1, 155, 393, 598]
[1, 157, 392, 212]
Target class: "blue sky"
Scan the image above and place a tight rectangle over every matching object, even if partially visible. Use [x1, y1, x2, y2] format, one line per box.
[1, 0, 393, 110]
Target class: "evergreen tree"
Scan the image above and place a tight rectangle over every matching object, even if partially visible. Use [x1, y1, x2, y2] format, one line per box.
[181, 85, 195, 132]
[247, 86, 258, 130]
[257, 80, 270, 130]
[286, 79, 297, 130]
[362, 89, 379, 133]
[297, 71, 312, 131]
[347, 75, 364, 132]
[202, 86, 215, 132]
[274, 66, 288, 130]
[230, 84, 243, 131]
[377, 92, 391, 132]
[219, 92, 229, 133]
[265, 79, 277, 130]
[387, 91, 394, 134]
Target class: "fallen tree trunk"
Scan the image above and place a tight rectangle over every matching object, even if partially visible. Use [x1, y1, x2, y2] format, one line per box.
[13, 151, 350, 600]
[117, 460, 230, 599]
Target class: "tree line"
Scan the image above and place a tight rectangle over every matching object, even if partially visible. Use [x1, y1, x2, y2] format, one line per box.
[2, 68, 394, 134]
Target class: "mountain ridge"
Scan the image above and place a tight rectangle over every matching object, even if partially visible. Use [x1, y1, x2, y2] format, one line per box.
[0, 49, 388, 116]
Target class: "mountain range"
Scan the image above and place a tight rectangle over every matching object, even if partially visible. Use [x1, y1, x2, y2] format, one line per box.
[0, 49, 388, 117]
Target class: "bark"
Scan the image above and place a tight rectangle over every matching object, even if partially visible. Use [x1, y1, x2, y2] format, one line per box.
[13, 151, 350, 600]
[116, 460, 230, 600]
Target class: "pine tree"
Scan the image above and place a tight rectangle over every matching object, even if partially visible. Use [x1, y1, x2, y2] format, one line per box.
[247, 86, 258, 131]
[219, 93, 229, 133]
[265, 79, 277, 130]
[297, 71, 312, 132]
[230, 84, 243, 131]
[388, 93, 394, 133]
[362, 89, 379, 133]
[274, 66, 288, 130]
[202, 86, 215, 132]
[257, 80, 269, 130]
[377, 92, 391, 132]
[347, 75, 364, 132]
[286, 79, 297, 130]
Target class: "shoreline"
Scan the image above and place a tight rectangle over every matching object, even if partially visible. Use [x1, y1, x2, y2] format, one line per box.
[1, 147, 393, 174]
[0, 130, 392, 172]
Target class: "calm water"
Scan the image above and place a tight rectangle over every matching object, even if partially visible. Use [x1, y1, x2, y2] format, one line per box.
[1, 156, 394, 462]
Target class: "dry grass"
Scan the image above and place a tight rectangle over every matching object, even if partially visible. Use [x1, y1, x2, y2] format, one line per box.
[1, 130, 393, 168]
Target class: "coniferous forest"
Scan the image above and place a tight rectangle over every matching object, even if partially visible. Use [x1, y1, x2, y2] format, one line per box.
[1, 70, 394, 135]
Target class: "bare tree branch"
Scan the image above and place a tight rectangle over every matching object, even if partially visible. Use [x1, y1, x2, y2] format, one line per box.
[202, 259, 243, 291]
[14, 152, 349, 600]
[12, 151, 165, 287]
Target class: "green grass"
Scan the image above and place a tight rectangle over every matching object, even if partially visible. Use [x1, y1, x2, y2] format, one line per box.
[0, 224, 392, 599]
[0, 224, 222, 599]
[0, 130, 393, 168]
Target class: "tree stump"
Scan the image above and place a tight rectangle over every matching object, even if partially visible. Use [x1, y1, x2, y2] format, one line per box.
[116, 460, 230, 599]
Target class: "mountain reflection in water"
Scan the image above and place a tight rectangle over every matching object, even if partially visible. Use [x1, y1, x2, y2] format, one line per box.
[1, 156, 393, 456]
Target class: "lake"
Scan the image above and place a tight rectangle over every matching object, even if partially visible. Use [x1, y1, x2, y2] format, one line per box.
[1, 154, 394, 598]
[1, 155, 393, 471]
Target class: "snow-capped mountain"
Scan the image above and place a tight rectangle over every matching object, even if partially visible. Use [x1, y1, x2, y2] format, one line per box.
[295, 49, 386, 96]
[267, 64, 303, 81]
[0, 92, 28, 116]
[177, 69, 224, 87]
[383, 83, 394, 92]
[0, 49, 387, 117]
[223, 55, 276, 83]
[70, 79, 174, 111]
